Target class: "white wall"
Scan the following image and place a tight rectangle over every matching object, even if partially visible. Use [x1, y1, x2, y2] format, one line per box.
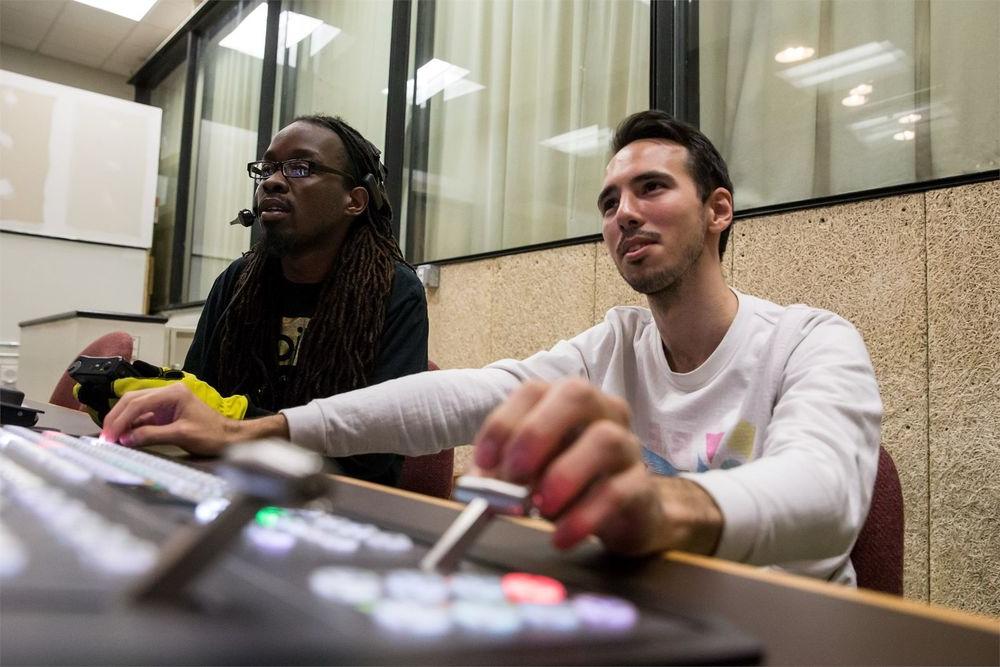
[0, 233, 149, 343]
[0, 44, 133, 100]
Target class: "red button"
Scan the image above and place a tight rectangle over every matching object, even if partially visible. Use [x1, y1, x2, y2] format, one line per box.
[501, 572, 566, 605]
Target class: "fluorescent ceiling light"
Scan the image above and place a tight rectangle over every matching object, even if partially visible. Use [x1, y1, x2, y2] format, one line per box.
[893, 130, 915, 141]
[841, 94, 867, 107]
[898, 113, 922, 124]
[220, 4, 330, 61]
[778, 41, 904, 88]
[381, 58, 485, 105]
[775, 46, 815, 64]
[540, 125, 612, 156]
[73, 0, 157, 21]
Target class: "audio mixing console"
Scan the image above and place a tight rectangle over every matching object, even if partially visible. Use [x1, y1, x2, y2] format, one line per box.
[0, 424, 761, 665]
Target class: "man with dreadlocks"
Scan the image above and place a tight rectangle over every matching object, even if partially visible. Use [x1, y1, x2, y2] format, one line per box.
[109, 115, 428, 486]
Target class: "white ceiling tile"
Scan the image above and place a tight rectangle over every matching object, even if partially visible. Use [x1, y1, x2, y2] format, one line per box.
[0, 3, 59, 40]
[1, 0, 67, 22]
[55, 0, 134, 40]
[38, 41, 106, 68]
[41, 20, 120, 59]
[143, 0, 195, 32]
[0, 28, 45, 51]
[120, 22, 170, 51]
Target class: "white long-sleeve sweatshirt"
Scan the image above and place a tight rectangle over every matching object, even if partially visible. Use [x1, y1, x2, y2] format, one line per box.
[283, 289, 882, 584]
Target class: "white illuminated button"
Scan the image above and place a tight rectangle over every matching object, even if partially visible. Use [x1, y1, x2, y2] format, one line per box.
[384, 569, 448, 605]
[96, 543, 157, 575]
[519, 603, 580, 632]
[195, 497, 230, 523]
[317, 533, 360, 554]
[372, 599, 451, 637]
[449, 573, 505, 602]
[0, 525, 27, 578]
[246, 524, 296, 553]
[451, 601, 522, 635]
[364, 531, 413, 553]
[572, 594, 638, 631]
[310, 566, 382, 606]
[338, 521, 378, 540]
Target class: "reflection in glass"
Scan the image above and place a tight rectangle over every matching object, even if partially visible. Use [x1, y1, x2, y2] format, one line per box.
[700, 0, 999, 211]
[275, 0, 393, 151]
[407, 0, 650, 263]
[185, 2, 262, 302]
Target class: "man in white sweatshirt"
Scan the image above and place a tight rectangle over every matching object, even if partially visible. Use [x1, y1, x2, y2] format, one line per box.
[103, 110, 881, 583]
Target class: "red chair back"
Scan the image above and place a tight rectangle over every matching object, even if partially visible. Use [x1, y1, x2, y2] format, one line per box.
[49, 332, 134, 411]
[851, 446, 904, 594]
[398, 361, 455, 498]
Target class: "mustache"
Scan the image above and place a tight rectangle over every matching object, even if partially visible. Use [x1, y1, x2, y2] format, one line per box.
[617, 230, 660, 255]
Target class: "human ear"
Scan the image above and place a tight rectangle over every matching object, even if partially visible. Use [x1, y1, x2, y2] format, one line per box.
[706, 187, 733, 235]
[345, 185, 369, 216]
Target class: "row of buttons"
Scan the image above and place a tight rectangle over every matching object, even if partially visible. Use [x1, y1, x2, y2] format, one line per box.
[309, 567, 638, 637]
[0, 452, 158, 576]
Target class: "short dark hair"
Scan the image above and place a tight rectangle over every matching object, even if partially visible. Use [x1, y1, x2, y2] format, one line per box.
[611, 110, 734, 259]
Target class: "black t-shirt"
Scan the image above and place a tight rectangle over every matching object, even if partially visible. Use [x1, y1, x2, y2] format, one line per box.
[184, 257, 428, 487]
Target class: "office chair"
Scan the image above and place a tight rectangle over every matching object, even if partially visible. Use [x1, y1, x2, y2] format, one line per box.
[850, 445, 904, 595]
[49, 331, 134, 411]
[397, 361, 455, 499]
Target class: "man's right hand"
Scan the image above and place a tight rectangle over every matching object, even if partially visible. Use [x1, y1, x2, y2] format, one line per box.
[100, 383, 288, 456]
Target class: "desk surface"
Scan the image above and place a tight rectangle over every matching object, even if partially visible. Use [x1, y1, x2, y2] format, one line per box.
[25, 398, 99, 436]
[340, 478, 999, 666]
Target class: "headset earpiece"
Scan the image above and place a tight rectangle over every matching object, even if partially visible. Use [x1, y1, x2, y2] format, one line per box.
[362, 173, 386, 212]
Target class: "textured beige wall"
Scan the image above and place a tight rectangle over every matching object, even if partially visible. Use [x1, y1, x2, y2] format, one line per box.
[925, 181, 1000, 616]
[424, 181, 1000, 616]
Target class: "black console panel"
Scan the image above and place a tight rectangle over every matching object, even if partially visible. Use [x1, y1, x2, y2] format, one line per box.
[0, 425, 761, 665]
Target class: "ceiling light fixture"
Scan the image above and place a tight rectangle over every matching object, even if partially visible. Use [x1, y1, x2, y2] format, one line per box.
[220, 4, 329, 61]
[893, 130, 915, 141]
[898, 113, 922, 124]
[778, 41, 904, 88]
[775, 46, 815, 64]
[841, 94, 867, 107]
[73, 0, 157, 21]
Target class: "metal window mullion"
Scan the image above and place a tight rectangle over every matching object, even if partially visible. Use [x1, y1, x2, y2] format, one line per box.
[404, 0, 436, 264]
[250, 0, 282, 247]
[650, 0, 699, 127]
[385, 0, 413, 242]
[169, 31, 201, 305]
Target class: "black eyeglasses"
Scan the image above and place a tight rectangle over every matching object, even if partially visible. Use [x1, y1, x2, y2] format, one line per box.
[247, 159, 354, 185]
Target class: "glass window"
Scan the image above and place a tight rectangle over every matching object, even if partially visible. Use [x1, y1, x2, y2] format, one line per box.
[274, 0, 394, 150]
[148, 63, 187, 311]
[404, 0, 650, 263]
[185, 1, 264, 302]
[699, 0, 999, 211]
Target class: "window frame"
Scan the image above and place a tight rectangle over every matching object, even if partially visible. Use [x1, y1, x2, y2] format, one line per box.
[132, 0, 999, 304]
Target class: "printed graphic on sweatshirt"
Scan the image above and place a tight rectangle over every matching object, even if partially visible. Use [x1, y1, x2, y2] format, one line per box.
[277, 316, 310, 367]
[643, 420, 757, 475]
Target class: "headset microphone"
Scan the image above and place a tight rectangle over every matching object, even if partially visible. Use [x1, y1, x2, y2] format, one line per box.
[231, 208, 257, 227]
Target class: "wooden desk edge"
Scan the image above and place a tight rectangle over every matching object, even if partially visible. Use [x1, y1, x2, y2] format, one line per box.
[336, 475, 1000, 636]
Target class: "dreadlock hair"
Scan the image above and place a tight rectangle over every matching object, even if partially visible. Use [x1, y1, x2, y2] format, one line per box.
[213, 114, 406, 410]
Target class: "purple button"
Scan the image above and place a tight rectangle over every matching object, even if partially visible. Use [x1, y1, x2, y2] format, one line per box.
[571, 594, 638, 631]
